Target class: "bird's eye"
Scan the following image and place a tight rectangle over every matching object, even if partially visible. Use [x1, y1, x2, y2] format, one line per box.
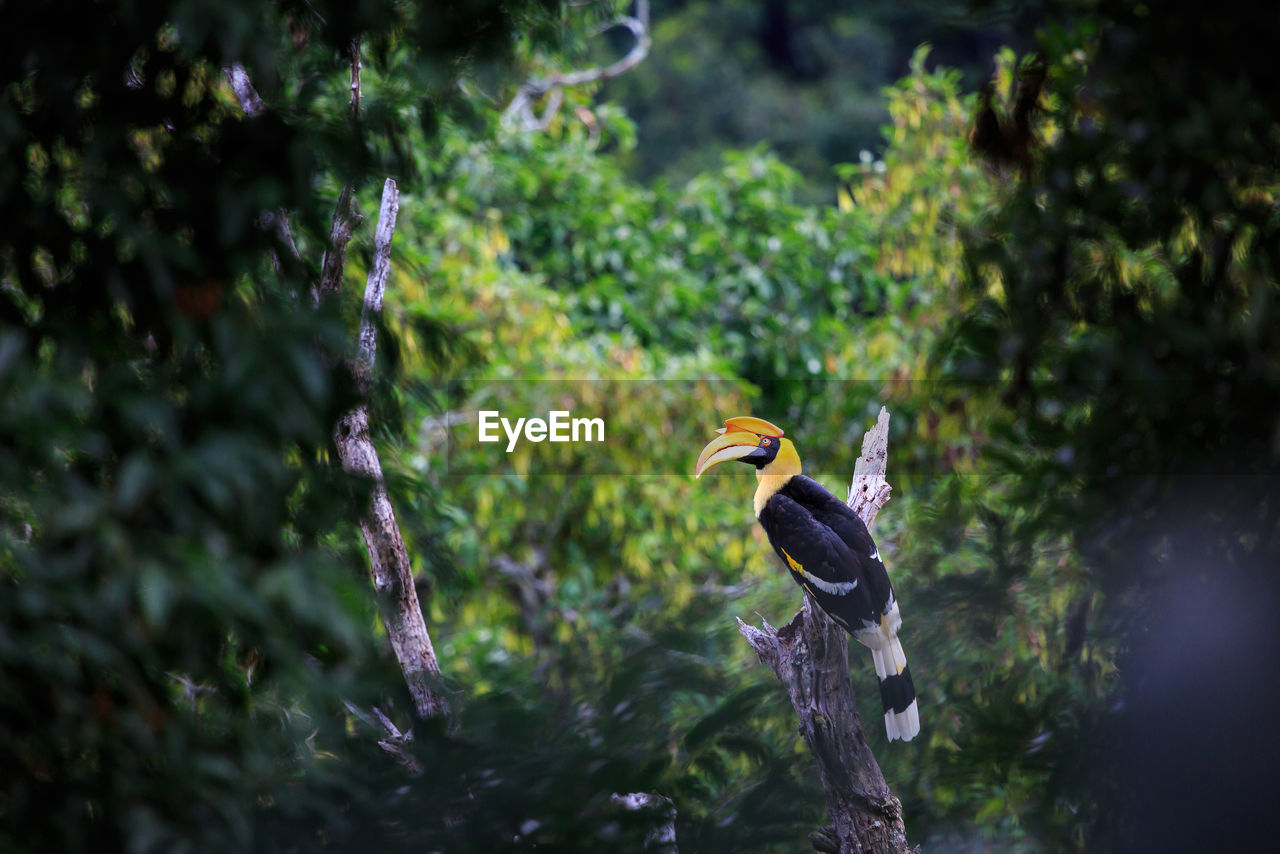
[761, 437, 771, 446]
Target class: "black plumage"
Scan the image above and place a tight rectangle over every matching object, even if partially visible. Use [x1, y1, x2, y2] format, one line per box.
[758, 475, 919, 734]
[758, 476, 891, 628]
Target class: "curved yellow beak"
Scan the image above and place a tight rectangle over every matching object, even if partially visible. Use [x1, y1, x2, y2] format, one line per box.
[696, 415, 785, 477]
[694, 431, 763, 478]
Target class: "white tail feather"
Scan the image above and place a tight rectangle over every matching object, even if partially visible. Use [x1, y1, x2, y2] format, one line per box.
[887, 635, 907, 674]
[885, 700, 920, 743]
[870, 647, 888, 680]
[896, 700, 920, 742]
[884, 709, 899, 741]
[876, 635, 920, 742]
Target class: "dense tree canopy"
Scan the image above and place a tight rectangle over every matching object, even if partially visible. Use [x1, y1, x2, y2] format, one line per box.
[602, 0, 1041, 196]
[3, 1, 1277, 851]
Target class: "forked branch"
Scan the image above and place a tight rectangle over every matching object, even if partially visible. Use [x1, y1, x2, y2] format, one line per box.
[504, 0, 651, 131]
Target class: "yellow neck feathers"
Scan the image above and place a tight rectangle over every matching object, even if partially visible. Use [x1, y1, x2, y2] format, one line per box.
[754, 438, 801, 517]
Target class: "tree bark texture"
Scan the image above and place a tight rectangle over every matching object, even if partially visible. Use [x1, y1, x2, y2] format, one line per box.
[737, 407, 912, 854]
[317, 184, 361, 303]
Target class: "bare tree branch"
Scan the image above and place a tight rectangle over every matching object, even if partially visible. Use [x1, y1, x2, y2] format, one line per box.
[270, 208, 304, 263]
[612, 791, 678, 853]
[222, 63, 265, 117]
[317, 185, 363, 302]
[257, 207, 305, 278]
[348, 37, 362, 121]
[225, 50, 361, 298]
[314, 43, 366, 303]
[503, 0, 651, 131]
[344, 700, 423, 774]
[737, 408, 912, 854]
[847, 407, 893, 524]
[333, 180, 448, 722]
[223, 60, 446, 723]
[323, 48, 446, 722]
[354, 181, 396, 391]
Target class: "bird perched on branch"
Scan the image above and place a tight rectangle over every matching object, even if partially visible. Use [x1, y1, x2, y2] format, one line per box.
[695, 416, 920, 742]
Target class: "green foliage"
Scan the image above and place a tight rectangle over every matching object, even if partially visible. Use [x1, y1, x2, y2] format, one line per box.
[926, 1, 1280, 848]
[402, 106, 906, 424]
[0, 1, 556, 850]
[10, 0, 1274, 851]
[378, 37, 1101, 849]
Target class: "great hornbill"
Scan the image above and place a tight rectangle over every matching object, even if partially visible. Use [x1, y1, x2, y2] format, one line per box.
[695, 416, 920, 742]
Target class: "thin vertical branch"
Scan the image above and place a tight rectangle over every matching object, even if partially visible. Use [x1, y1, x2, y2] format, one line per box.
[316, 37, 364, 303]
[333, 180, 447, 721]
[222, 58, 446, 722]
[847, 406, 894, 525]
[349, 37, 362, 120]
[354, 180, 395, 389]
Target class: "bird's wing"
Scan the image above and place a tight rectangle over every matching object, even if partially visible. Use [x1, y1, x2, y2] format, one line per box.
[783, 476, 876, 552]
[783, 476, 895, 613]
[758, 493, 881, 633]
